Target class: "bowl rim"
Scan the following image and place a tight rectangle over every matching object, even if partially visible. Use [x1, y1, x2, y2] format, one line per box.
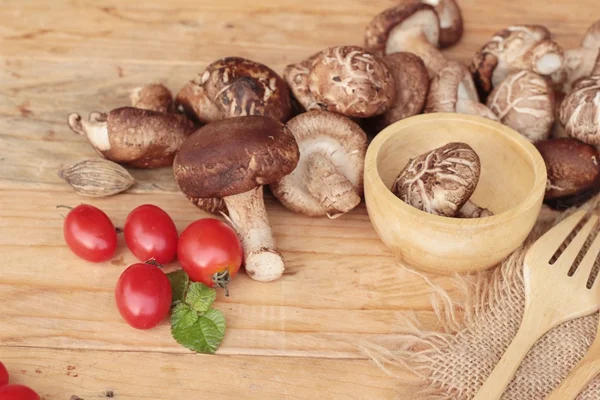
[364, 113, 547, 228]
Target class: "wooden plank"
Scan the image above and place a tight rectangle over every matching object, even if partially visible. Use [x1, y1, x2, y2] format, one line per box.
[0, 189, 447, 357]
[0, 347, 403, 399]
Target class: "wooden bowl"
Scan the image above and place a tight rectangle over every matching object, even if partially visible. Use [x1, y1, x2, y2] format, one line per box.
[364, 113, 547, 274]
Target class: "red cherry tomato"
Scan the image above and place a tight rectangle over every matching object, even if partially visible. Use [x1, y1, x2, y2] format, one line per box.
[0, 362, 8, 387]
[124, 204, 178, 264]
[0, 384, 40, 400]
[177, 218, 243, 295]
[63, 204, 117, 262]
[115, 263, 172, 330]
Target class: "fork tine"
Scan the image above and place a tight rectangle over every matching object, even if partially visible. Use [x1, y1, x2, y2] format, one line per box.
[573, 225, 600, 285]
[529, 210, 587, 257]
[556, 214, 599, 271]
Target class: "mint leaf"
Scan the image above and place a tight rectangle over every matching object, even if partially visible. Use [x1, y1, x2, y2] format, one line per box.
[167, 269, 189, 305]
[185, 282, 216, 314]
[171, 304, 226, 354]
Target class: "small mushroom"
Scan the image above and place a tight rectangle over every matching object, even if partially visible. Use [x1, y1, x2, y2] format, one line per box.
[583, 20, 600, 49]
[487, 70, 555, 142]
[370, 52, 430, 132]
[174, 115, 300, 282]
[270, 111, 368, 218]
[283, 51, 321, 112]
[130, 83, 174, 113]
[535, 138, 600, 203]
[175, 57, 292, 124]
[456, 201, 493, 218]
[391, 142, 482, 217]
[470, 25, 564, 101]
[68, 107, 196, 168]
[307, 46, 396, 118]
[425, 61, 499, 121]
[364, 1, 447, 78]
[421, 0, 463, 48]
[559, 75, 600, 146]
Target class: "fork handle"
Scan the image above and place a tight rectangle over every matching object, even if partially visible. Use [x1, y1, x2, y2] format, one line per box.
[546, 352, 600, 400]
[473, 322, 545, 400]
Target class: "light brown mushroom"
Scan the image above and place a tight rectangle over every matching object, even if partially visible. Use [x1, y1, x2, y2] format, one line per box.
[559, 75, 600, 146]
[173, 116, 299, 282]
[364, 1, 448, 78]
[130, 83, 174, 113]
[470, 25, 563, 101]
[391, 142, 483, 217]
[175, 57, 292, 124]
[583, 20, 600, 49]
[68, 107, 196, 168]
[425, 61, 499, 120]
[270, 111, 368, 218]
[283, 52, 321, 112]
[486, 70, 555, 142]
[420, 0, 463, 48]
[306, 46, 396, 118]
[370, 52, 430, 132]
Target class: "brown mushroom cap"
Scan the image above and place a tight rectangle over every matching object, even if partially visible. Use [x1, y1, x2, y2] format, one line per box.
[470, 25, 563, 101]
[487, 70, 555, 142]
[307, 46, 396, 118]
[421, 0, 463, 48]
[371, 52, 429, 131]
[583, 20, 600, 49]
[130, 83, 174, 114]
[283, 52, 321, 112]
[560, 75, 600, 146]
[175, 57, 292, 124]
[270, 111, 367, 217]
[391, 142, 481, 217]
[425, 61, 498, 120]
[174, 115, 299, 198]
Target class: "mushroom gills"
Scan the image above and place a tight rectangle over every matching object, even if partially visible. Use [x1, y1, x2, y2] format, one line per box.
[304, 153, 361, 218]
[223, 186, 285, 282]
[68, 113, 111, 152]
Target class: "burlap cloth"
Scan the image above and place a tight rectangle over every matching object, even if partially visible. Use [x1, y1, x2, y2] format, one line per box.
[362, 199, 600, 400]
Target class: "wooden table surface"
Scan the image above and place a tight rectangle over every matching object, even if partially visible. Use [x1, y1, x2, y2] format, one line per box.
[0, 0, 596, 398]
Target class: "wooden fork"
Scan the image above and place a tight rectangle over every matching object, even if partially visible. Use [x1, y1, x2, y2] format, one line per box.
[473, 210, 600, 400]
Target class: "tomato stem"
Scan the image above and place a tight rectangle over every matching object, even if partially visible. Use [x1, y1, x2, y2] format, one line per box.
[56, 205, 74, 210]
[145, 258, 164, 268]
[213, 270, 231, 297]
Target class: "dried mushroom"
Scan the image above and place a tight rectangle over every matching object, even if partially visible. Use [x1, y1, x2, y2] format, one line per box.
[487, 70, 555, 142]
[391, 142, 483, 217]
[470, 25, 563, 101]
[425, 61, 498, 120]
[174, 115, 300, 282]
[67, 107, 196, 169]
[130, 83, 174, 113]
[306, 46, 396, 118]
[176, 57, 292, 124]
[535, 138, 600, 208]
[421, 0, 463, 48]
[370, 52, 430, 132]
[283, 52, 321, 112]
[559, 75, 600, 146]
[364, 1, 448, 78]
[270, 111, 368, 218]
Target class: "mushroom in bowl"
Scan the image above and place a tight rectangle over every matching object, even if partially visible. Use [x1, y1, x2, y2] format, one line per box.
[176, 57, 292, 124]
[270, 111, 368, 218]
[559, 75, 600, 146]
[173, 115, 300, 282]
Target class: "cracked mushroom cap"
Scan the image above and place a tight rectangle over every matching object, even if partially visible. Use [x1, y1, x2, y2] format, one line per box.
[173, 115, 300, 198]
[307, 46, 396, 118]
[583, 20, 600, 49]
[391, 142, 481, 217]
[175, 57, 292, 124]
[365, 1, 440, 56]
[425, 61, 499, 120]
[270, 111, 368, 217]
[487, 70, 555, 142]
[283, 52, 321, 112]
[421, 0, 463, 48]
[371, 52, 430, 131]
[560, 75, 600, 146]
[470, 25, 564, 101]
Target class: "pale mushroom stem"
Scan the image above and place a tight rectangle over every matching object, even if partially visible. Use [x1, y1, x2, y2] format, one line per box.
[223, 186, 285, 282]
[456, 100, 500, 121]
[67, 112, 111, 152]
[304, 153, 361, 218]
[457, 200, 494, 218]
[388, 31, 447, 78]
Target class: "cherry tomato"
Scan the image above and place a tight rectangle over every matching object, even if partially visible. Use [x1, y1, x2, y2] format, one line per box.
[0, 384, 40, 400]
[115, 263, 172, 330]
[63, 204, 117, 262]
[177, 218, 243, 295]
[0, 362, 8, 387]
[124, 204, 178, 264]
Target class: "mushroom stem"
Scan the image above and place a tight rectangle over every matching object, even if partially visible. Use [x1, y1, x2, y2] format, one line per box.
[223, 186, 285, 282]
[457, 200, 493, 218]
[387, 29, 447, 77]
[304, 153, 361, 218]
[551, 47, 600, 93]
[67, 112, 111, 152]
[456, 100, 499, 121]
